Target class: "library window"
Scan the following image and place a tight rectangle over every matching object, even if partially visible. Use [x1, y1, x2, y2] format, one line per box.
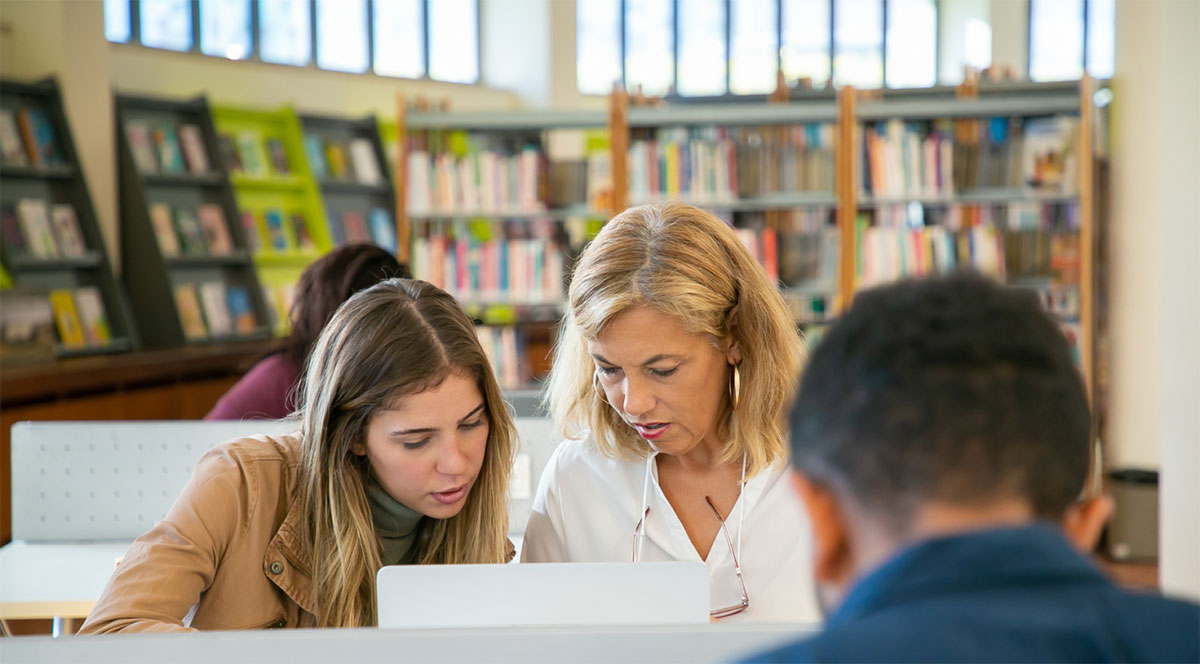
[577, 0, 939, 97]
[102, 0, 479, 84]
[199, 0, 252, 60]
[1029, 0, 1115, 82]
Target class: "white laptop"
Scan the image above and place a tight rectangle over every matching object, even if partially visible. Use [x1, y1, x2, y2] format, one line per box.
[376, 562, 709, 629]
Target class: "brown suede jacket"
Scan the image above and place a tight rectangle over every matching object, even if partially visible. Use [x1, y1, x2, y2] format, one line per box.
[80, 434, 319, 632]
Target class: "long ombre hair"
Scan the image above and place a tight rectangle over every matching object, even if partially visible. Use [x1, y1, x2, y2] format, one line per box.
[548, 203, 804, 478]
[293, 278, 514, 627]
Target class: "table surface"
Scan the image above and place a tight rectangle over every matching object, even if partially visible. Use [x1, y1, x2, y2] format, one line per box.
[0, 540, 131, 620]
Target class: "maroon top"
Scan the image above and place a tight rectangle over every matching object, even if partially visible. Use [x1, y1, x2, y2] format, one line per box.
[204, 353, 301, 420]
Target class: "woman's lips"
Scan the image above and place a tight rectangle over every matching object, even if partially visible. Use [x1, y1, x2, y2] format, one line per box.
[431, 484, 468, 505]
[633, 422, 670, 440]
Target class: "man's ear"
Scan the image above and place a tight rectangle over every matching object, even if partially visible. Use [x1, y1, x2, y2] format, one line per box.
[791, 471, 854, 585]
[1061, 494, 1114, 552]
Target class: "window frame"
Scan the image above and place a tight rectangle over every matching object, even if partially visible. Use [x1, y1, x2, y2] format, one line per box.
[1027, 0, 1113, 82]
[577, 0, 940, 99]
[104, 0, 482, 85]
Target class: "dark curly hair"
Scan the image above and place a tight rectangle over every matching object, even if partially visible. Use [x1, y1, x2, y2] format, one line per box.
[789, 271, 1090, 535]
[283, 243, 409, 369]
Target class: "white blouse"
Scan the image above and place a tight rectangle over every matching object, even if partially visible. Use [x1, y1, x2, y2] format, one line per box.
[521, 436, 821, 624]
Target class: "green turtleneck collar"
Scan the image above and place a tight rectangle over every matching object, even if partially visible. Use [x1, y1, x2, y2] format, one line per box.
[366, 474, 425, 566]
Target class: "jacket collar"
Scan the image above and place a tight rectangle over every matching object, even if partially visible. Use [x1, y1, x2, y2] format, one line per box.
[264, 474, 317, 616]
[827, 523, 1111, 627]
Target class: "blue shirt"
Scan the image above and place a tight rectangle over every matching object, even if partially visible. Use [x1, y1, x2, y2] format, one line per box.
[747, 524, 1200, 663]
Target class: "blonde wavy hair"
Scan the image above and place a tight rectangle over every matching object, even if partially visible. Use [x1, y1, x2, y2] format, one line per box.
[293, 278, 514, 627]
[548, 202, 804, 478]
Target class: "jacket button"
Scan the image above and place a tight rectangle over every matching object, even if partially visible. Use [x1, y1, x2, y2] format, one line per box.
[269, 561, 284, 574]
[271, 618, 287, 628]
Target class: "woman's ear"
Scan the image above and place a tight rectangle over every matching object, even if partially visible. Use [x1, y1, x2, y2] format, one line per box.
[791, 472, 854, 586]
[724, 304, 743, 365]
[350, 440, 366, 457]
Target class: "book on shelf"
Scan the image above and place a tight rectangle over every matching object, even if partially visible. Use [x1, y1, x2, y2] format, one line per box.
[17, 108, 62, 167]
[1, 204, 27, 257]
[240, 211, 263, 252]
[177, 123, 210, 174]
[340, 210, 372, 244]
[49, 203, 87, 257]
[48, 288, 87, 348]
[173, 283, 208, 340]
[197, 204, 234, 255]
[174, 207, 208, 256]
[368, 207, 397, 252]
[0, 289, 56, 360]
[303, 135, 326, 178]
[73, 286, 112, 346]
[152, 124, 186, 174]
[290, 213, 316, 251]
[217, 133, 242, 172]
[1022, 116, 1078, 192]
[199, 281, 233, 336]
[126, 120, 159, 173]
[234, 131, 269, 176]
[149, 202, 181, 256]
[260, 281, 298, 334]
[476, 325, 532, 390]
[325, 140, 352, 180]
[0, 109, 29, 166]
[264, 137, 290, 175]
[226, 285, 257, 333]
[263, 209, 290, 251]
[348, 138, 382, 185]
[16, 198, 59, 258]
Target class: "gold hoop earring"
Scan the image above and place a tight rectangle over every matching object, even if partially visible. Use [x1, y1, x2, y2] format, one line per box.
[728, 364, 741, 411]
[594, 373, 611, 406]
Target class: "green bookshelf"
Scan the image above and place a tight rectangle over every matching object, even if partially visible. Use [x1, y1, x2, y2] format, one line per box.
[211, 104, 331, 335]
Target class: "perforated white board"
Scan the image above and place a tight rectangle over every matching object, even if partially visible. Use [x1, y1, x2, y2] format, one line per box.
[11, 420, 295, 542]
[377, 562, 710, 628]
[507, 417, 559, 538]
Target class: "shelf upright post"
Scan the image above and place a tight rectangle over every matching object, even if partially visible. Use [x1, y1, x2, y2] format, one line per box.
[835, 86, 858, 312]
[608, 84, 630, 216]
[396, 93, 410, 264]
[1079, 75, 1095, 406]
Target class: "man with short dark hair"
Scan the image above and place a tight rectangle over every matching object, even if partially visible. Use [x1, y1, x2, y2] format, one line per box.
[751, 273, 1199, 662]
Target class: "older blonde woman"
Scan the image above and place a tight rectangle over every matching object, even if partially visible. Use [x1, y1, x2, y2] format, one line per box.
[522, 202, 819, 623]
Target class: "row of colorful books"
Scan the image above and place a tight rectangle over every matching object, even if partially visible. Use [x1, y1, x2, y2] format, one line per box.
[125, 120, 210, 175]
[329, 208, 397, 251]
[855, 220, 1083, 289]
[241, 208, 317, 254]
[409, 225, 565, 305]
[476, 326, 532, 390]
[172, 280, 258, 340]
[303, 135, 384, 184]
[728, 208, 839, 289]
[867, 201, 1080, 232]
[0, 286, 112, 358]
[406, 146, 545, 215]
[0, 106, 63, 168]
[861, 115, 1079, 197]
[149, 202, 236, 258]
[1, 198, 87, 259]
[217, 130, 292, 178]
[627, 124, 837, 204]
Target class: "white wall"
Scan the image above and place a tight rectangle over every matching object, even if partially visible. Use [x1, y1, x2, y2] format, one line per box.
[1110, 0, 1200, 601]
[940, 0, 991, 84]
[988, 0, 1028, 78]
[1, 1, 117, 265]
